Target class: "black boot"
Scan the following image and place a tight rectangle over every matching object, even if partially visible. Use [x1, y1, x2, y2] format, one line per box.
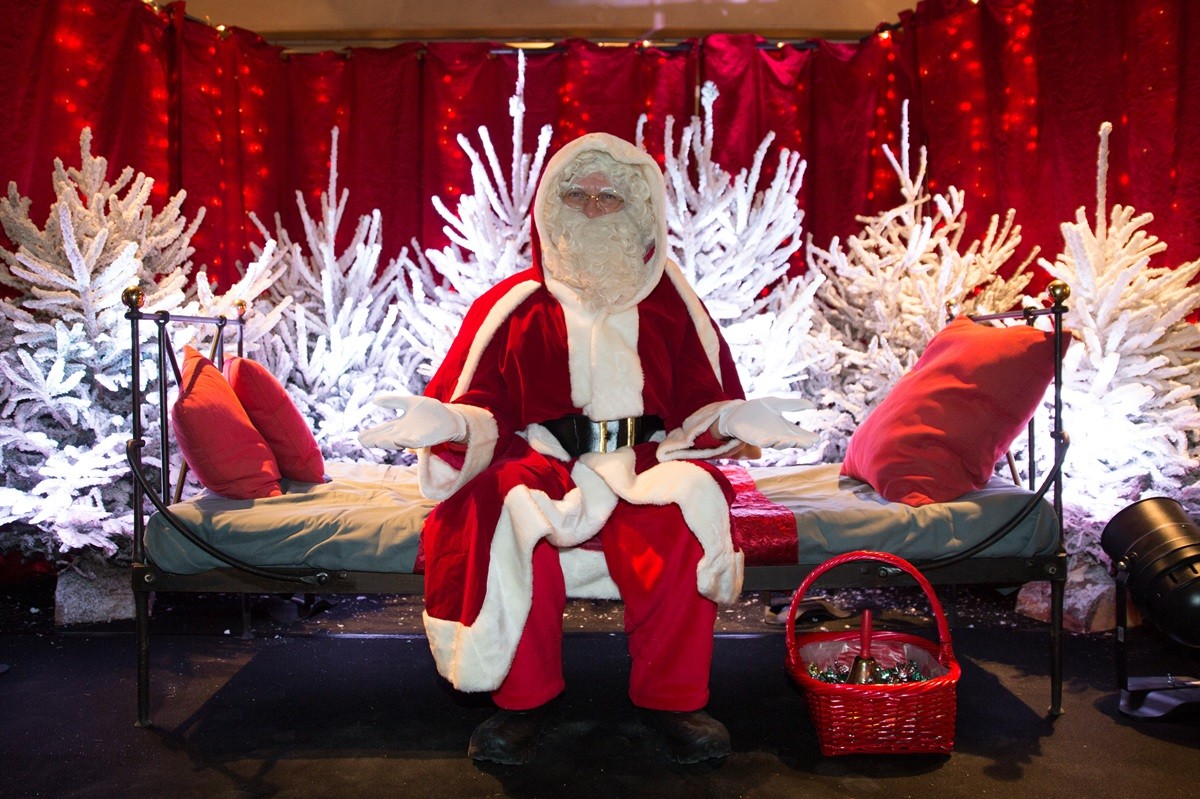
[468, 704, 550, 765]
[641, 708, 731, 764]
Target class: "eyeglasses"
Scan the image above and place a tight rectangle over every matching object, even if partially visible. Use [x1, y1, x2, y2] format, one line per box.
[560, 186, 625, 213]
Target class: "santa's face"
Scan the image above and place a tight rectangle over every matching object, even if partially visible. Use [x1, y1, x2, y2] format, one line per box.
[542, 157, 654, 313]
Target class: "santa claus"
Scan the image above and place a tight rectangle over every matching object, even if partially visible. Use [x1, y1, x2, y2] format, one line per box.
[361, 132, 813, 765]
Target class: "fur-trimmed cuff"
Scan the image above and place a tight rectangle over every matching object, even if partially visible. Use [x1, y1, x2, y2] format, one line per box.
[656, 400, 744, 461]
[560, 548, 620, 599]
[417, 404, 499, 500]
[697, 546, 744, 605]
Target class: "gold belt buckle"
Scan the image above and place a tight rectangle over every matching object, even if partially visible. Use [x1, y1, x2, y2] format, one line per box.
[596, 417, 638, 453]
[624, 416, 637, 449]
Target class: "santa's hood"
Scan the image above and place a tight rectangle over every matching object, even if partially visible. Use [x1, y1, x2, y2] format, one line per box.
[533, 133, 669, 311]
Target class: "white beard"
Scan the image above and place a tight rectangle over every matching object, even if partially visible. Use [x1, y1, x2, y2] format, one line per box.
[543, 208, 652, 314]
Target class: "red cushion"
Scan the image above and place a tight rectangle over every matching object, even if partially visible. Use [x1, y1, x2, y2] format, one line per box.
[841, 317, 1067, 506]
[223, 357, 325, 483]
[171, 347, 282, 499]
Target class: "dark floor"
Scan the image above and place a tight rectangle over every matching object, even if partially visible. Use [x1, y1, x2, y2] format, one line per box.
[1, 578, 1198, 799]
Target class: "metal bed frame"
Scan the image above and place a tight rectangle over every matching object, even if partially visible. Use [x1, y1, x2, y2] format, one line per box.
[124, 281, 1072, 728]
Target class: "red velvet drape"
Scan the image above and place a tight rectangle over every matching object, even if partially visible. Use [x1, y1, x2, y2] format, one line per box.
[0, 0, 172, 217]
[2, 0, 1198, 293]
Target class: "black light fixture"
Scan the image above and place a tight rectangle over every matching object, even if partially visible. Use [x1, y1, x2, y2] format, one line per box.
[1101, 496, 1200, 718]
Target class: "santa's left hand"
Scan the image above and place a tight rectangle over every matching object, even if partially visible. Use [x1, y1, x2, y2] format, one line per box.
[716, 397, 819, 449]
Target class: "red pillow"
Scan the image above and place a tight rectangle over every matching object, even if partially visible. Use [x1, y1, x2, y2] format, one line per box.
[171, 347, 282, 499]
[841, 317, 1067, 506]
[223, 357, 325, 483]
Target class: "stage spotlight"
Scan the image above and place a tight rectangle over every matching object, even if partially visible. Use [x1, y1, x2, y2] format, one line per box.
[1101, 496, 1200, 648]
[1102, 497, 1200, 718]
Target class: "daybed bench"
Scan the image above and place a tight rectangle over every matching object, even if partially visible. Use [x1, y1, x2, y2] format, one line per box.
[124, 284, 1071, 728]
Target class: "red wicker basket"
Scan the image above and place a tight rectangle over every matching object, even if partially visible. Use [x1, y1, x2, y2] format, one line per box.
[785, 550, 961, 756]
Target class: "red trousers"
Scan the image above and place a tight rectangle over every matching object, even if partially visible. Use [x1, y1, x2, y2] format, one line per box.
[492, 500, 718, 712]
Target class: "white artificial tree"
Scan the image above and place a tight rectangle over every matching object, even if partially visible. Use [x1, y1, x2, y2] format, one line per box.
[0, 128, 285, 560]
[249, 128, 424, 460]
[0, 130, 193, 556]
[648, 82, 805, 324]
[1040, 122, 1200, 552]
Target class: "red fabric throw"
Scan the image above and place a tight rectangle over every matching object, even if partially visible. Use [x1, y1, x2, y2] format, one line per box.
[171, 347, 282, 499]
[840, 317, 1066, 506]
[223, 357, 325, 484]
[719, 464, 800, 567]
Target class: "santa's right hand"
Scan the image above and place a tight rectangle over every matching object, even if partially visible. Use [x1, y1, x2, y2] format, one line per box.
[358, 395, 468, 450]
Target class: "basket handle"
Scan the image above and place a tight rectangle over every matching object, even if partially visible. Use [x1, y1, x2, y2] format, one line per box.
[784, 550, 953, 659]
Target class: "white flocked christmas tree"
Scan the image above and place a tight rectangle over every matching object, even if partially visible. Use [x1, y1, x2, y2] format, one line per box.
[393, 51, 553, 382]
[1039, 122, 1200, 557]
[637, 82, 840, 464]
[0, 128, 285, 560]
[0, 129, 199, 557]
[248, 126, 423, 460]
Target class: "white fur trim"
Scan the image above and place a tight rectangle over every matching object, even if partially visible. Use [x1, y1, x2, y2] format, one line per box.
[544, 281, 646, 419]
[452, 279, 541, 400]
[523, 423, 572, 462]
[423, 498, 531, 692]
[416, 404, 498, 500]
[560, 548, 620, 599]
[662, 260, 726, 387]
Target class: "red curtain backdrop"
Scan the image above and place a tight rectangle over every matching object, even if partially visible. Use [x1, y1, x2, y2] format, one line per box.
[0, 0, 172, 217]
[2, 0, 1198, 294]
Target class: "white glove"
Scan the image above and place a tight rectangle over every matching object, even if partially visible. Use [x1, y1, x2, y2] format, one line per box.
[358, 394, 468, 450]
[716, 397, 818, 450]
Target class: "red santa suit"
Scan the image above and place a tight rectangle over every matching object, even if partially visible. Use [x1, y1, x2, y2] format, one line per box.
[415, 133, 750, 712]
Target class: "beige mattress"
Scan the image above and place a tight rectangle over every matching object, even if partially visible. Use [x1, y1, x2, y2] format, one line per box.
[144, 461, 1058, 575]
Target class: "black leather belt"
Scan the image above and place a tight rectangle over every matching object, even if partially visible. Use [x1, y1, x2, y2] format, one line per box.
[540, 414, 664, 457]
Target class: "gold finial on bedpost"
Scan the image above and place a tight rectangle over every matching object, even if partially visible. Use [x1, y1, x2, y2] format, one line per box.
[234, 299, 247, 318]
[121, 285, 145, 311]
[1047, 280, 1070, 306]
